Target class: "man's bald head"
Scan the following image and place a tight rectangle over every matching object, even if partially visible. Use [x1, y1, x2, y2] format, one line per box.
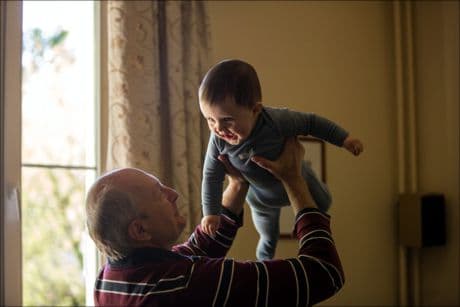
[85, 168, 146, 260]
[86, 168, 185, 259]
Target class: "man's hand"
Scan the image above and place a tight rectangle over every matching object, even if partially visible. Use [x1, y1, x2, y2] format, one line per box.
[343, 136, 363, 156]
[218, 154, 248, 215]
[251, 137, 317, 214]
[218, 155, 248, 184]
[251, 137, 304, 184]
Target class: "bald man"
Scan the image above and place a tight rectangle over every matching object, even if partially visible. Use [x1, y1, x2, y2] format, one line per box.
[86, 137, 344, 306]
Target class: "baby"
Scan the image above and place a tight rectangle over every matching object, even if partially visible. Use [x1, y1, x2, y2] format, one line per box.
[199, 59, 363, 260]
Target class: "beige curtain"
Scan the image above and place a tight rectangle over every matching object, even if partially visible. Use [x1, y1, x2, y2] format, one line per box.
[105, 1, 211, 237]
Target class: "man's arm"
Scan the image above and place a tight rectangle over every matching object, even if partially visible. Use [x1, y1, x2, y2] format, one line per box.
[173, 138, 344, 306]
[172, 206, 243, 258]
[219, 154, 248, 216]
[243, 137, 344, 304]
[173, 158, 248, 257]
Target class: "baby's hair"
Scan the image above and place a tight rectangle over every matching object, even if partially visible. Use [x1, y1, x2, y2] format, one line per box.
[199, 59, 262, 108]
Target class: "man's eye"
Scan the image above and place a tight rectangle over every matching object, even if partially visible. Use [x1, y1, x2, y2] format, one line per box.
[223, 118, 233, 122]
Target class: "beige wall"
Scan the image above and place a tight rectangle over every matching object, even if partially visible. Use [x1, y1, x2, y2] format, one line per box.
[414, 2, 460, 306]
[207, 1, 459, 305]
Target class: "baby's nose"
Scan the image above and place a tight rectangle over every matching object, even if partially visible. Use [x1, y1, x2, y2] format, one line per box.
[215, 120, 227, 132]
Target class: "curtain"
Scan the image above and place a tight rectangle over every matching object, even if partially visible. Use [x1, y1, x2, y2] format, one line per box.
[105, 1, 211, 238]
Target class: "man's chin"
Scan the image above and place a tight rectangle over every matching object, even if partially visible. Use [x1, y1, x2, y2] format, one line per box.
[177, 216, 186, 231]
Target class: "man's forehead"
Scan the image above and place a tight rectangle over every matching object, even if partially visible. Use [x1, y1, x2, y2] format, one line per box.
[141, 170, 159, 180]
[100, 168, 160, 185]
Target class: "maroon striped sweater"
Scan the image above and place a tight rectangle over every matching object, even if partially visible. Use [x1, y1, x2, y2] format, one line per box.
[94, 208, 344, 306]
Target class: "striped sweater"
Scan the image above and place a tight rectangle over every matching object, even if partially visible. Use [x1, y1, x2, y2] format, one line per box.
[94, 208, 344, 307]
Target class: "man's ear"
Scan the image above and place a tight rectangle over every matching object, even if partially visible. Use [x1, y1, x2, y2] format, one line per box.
[252, 102, 263, 115]
[128, 219, 152, 241]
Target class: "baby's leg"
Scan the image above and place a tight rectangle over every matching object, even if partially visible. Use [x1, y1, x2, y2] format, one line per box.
[247, 190, 281, 260]
[301, 161, 332, 212]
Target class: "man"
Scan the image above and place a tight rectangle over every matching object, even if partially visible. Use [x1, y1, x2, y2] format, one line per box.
[86, 137, 344, 306]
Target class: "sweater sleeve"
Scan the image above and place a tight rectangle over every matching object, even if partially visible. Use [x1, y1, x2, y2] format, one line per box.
[192, 208, 345, 307]
[172, 208, 243, 258]
[267, 107, 349, 147]
[201, 134, 226, 216]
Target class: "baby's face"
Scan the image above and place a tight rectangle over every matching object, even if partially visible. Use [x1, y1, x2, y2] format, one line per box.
[200, 97, 261, 145]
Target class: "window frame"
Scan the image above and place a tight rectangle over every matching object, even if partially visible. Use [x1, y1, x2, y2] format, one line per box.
[1, 1, 103, 305]
[1, 1, 23, 305]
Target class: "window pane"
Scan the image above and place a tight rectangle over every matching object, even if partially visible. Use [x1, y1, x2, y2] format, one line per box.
[22, 1, 95, 166]
[22, 167, 94, 306]
[21, 1, 98, 306]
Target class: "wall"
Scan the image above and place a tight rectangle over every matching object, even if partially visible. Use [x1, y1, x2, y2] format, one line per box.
[414, 1, 460, 305]
[207, 1, 459, 305]
[208, 1, 397, 305]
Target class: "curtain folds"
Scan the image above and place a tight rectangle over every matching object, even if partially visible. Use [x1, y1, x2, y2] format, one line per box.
[106, 1, 211, 237]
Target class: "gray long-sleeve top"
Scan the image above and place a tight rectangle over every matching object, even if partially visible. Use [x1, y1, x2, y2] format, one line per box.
[201, 106, 349, 216]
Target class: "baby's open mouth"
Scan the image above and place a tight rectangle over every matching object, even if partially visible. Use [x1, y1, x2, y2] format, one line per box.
[219, 133, 236, 141]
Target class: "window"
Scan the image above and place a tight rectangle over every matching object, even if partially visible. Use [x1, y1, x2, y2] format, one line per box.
[1, 1, 22, 305]
[21, 1, 99, 305]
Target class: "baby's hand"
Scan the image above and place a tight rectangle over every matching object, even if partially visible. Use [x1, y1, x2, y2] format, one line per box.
[343, 136, 364, 156]
[201, 215, 221, 236]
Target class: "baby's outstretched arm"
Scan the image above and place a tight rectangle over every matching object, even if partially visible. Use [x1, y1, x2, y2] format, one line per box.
[343, 136, 364, 156]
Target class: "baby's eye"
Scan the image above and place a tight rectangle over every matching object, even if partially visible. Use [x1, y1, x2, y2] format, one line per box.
[222, 118, 234, 122]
